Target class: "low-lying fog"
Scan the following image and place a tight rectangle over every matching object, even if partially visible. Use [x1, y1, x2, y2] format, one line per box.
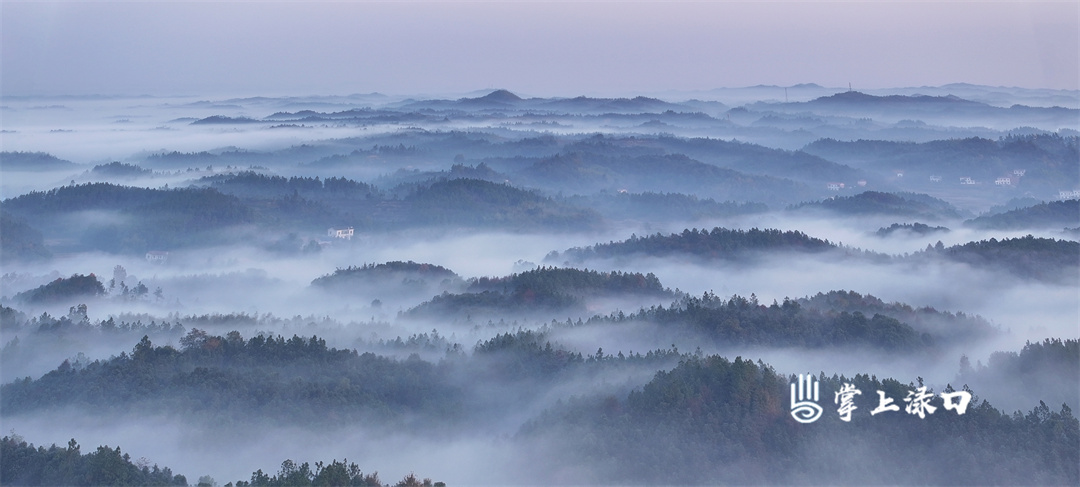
[2, 89, 1077, 485]
[4, 220, 1074, 397]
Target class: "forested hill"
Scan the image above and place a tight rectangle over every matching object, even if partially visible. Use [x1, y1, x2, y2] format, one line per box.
[204, 174, 603, 231]
[12, 274, 105, 304]
[798, 290, 996, 344]
[0, 435, 444, 487]
[202, 171, 380, 200]
[924, 235, 1080, 283]
[521, 354, 1079, 485]
[1, 184, 254, 227]
[87, 162, 153, 179]
[514, 152, 818, 204]
[468, 266, 667, 295]
[955, 338, 1079, 415]
[964, 199, 1080, 230]
[0, 177, 605, 254]
[583, 291, 939, 350]
[645, 135, 863, 184]
[0, 436, 189, 486]
[789, 191, 967, 220]
[3, 182, 162, 213]
[566, 192, 768, 223]
[3, 330, 1074, 485]
[547, 227, 838, 264]
[406, 267, 671, 318]
[0, 213, 52, 263]
[1, 184, 254, 252]
[0, 333, 458, 426]
[0, 151, 80, 171]
[311, 261, 464, 297]
[403, 178, 602, 231]
[875, 222, 950, 237]
[802, 134, 1080, 192]
[0, 328, 677, 426]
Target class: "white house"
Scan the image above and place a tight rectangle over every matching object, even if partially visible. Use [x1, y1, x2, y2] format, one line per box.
[826, 182, 844, 191]
[145, 251, 169, 264]
[328, 227, 354, 240]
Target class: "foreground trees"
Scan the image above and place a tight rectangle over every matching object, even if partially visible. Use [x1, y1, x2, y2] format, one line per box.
[0, 436, 187, 486]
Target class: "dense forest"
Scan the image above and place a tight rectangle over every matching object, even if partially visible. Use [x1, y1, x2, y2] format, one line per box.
[0, 152, 79, 171]
[579, 291, 936, 350]
[798, 290, 996, 344]
[566, 191, 768, 222]
[0, 176, 608, 253]
[955, 338, 1079, 414]
[927, 235, 1080, 283]
[0, 213, 52, 264]
[1, 435, 443, 487]
[88, 162, 154, 179]
[875, 222, 950, 237]
[0, 332, 459, 426]
[1, 436, 188, 486]
[964, 199, 1080, 230]
[311, 261, 463, 297]
[789, 191, 967, 220]
[4, 332, 1074, 485]
[402, 178, 602, 230]
[521, 354, 1078, 485]
[406, 267, 671, 318]
[1, 184, 255, 252]
[545, 227, 1078, 283]
[801, 134, 1080, 194]
[548, 227, 841, 264]
[12, 274, 105, 304]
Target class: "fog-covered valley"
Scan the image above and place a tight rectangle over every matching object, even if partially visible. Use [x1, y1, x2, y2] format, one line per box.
[2, 85, 1078, 485]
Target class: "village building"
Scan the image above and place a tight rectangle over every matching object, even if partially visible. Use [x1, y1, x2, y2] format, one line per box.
[328, 227, 354, 240]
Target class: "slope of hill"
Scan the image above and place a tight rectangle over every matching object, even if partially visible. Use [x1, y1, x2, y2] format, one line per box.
[311, 261, 464, 298]
[933, 235, 1079, 283]
[407, 267, 670, 318]
[517, 152, 817, 203]
[964, 199, 1080, 230]
[403, 178, 602, 231]
[0, 152, 80, 171]
[548, 227, 837, 265]
[790, 191, 967, 220]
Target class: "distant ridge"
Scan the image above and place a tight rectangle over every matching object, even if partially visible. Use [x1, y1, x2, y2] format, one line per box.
[475, 89, 522, 103]
[456, 89, 524, 107]
[807, 91, 985, 107]
[0, 151, 79, 171]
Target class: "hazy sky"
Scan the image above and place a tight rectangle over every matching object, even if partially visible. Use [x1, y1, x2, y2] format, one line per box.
[2, 1, 1078, 98]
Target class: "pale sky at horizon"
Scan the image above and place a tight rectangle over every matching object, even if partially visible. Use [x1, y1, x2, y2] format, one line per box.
[2, 1, 1078, 98]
